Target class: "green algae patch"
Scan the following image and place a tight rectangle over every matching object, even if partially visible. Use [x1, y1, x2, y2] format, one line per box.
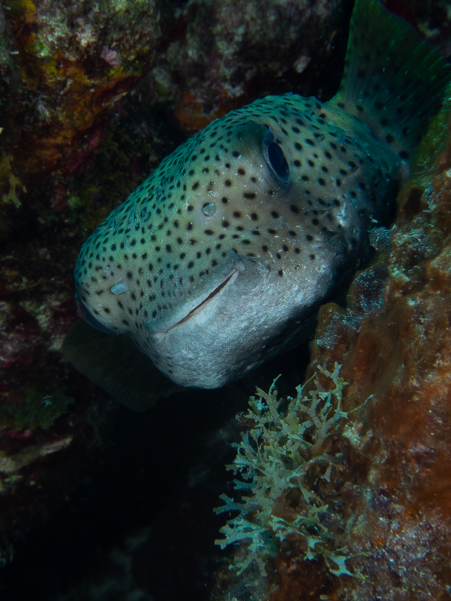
[0, 154, 26, 208]
[413, 82, 451, 182]
[215, 364, 364, 580]
[0, 386, 74, 431]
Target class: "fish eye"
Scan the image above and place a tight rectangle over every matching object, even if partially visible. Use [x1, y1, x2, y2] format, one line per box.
[263, 129, 291, 184]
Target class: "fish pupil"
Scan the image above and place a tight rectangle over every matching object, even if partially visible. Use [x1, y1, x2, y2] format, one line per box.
[263, 129, 290, 183]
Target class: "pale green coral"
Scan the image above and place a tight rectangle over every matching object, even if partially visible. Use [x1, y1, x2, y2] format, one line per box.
[215, 364, 361, 578]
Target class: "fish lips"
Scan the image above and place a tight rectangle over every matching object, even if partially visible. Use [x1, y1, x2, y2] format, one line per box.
[155, 269, 240, 336]
[146, 255, 267, 388]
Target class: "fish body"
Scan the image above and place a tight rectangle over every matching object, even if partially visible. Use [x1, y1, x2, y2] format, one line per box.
[66, 0, 450, 403]
[75, 96, 398, 389]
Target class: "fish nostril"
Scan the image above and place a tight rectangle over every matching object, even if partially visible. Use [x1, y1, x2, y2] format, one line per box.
[263, 130, 291, 184]
[202, 202, 216, 216]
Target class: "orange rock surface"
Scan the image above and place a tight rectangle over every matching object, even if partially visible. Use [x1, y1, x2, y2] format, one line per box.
[299, 122, 451, 599]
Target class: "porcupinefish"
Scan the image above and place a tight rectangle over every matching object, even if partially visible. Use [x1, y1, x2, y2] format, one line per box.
[64, 0, 450, 409]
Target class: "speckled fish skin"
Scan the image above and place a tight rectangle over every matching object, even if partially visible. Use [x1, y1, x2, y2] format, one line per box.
[74, 95, 397, 388]
[73, 0, 450, 390]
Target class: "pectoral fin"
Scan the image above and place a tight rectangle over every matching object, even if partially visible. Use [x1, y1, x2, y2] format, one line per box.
[62, 320, 182, 411]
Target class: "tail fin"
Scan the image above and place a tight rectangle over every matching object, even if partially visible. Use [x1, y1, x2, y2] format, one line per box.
[330, 0, 450, 163]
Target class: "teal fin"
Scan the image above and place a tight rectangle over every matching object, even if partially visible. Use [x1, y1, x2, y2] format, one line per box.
[62, 320, 182, 411]
[330, 0, 451, 162]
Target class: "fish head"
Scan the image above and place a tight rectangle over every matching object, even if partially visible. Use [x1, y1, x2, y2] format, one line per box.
[75, 95, 390, 388]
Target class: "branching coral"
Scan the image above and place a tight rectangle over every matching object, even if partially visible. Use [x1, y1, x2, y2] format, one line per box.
[215, 363, 362, 579]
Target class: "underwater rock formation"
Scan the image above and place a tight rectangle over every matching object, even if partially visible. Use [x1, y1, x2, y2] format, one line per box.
[409, 0, 451, 56]
[0, 0, 343, 209]
[211, 91, 451, 601]
[152, 0, 347, 132]
[1, 0, 160, 180]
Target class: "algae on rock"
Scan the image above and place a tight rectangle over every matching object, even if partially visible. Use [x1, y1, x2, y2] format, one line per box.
[215, 364, 361, 579]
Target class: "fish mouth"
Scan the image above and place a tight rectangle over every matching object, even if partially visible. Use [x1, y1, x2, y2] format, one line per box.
[158, 269, 239, 334]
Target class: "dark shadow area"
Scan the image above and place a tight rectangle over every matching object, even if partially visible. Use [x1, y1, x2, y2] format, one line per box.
[0, 343, 311, 601]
